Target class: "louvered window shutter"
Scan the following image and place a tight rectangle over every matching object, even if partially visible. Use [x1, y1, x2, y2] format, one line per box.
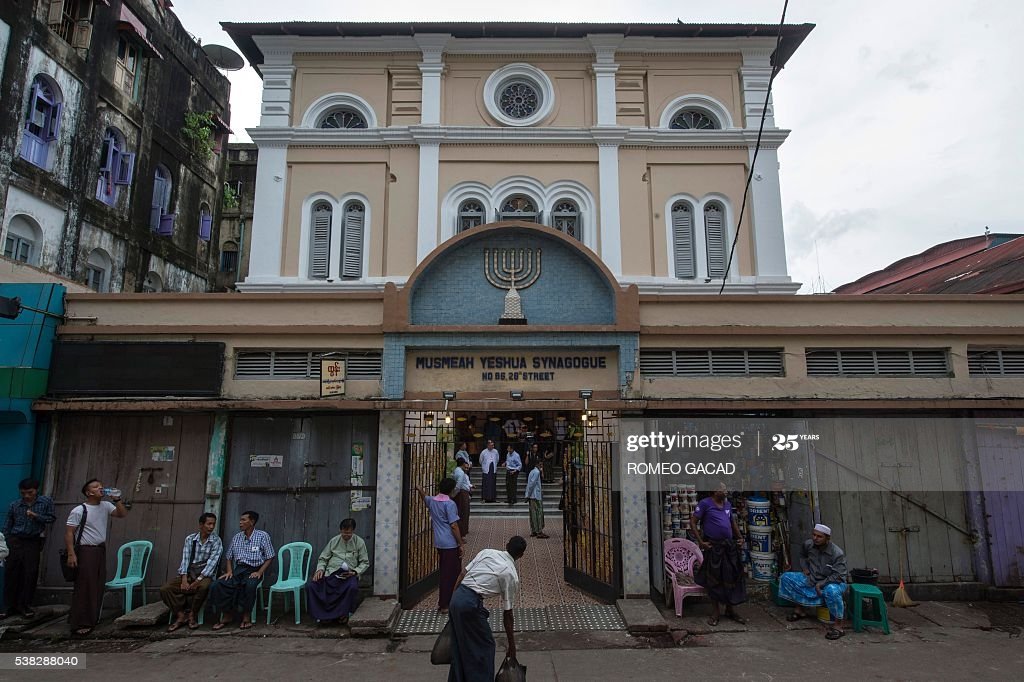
[309, 205, 331, 279]
[705, 205, 726, 278]
[150, 175, 165, 230]
[672, 204, 695, 278]
[46, 102, 63, 140]
[47, 0, 65, 26]
[341, 204, 364, 279]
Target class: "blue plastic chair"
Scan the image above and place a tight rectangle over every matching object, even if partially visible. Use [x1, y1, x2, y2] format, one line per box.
[105, 541, 153, 616]
[266, 542, 313, 625]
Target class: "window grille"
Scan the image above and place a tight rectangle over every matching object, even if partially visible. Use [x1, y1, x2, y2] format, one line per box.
[669, 109, 719, 130]
[551, 200, 581, 240]
[499, 195, 538, 222]
[968, 348, 1024, 377]
[498, 81, 540, 119]
[458, 200, 485, 232]
[318, 109, 367, 129]
[234, 350, 382, 380]
[805, 349, 950, 377]
[639, 349, 784, 377]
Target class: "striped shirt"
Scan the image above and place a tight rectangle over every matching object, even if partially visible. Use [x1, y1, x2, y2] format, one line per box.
[225, 529, 274, 568]
[177, 532, 224, 578]
[4, 495, 56, 538]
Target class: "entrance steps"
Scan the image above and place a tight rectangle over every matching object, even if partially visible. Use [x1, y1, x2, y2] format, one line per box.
[467, 467, 563, 518]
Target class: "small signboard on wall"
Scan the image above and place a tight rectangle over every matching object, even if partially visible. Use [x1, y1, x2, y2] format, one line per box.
[320, 358, 346, 398]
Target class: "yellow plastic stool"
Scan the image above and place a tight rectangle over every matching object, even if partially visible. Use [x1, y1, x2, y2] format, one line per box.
[815, 605, 831, 623]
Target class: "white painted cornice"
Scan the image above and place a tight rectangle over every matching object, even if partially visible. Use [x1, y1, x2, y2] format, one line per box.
[249, 125, 790, 149]
[250, 34, 781, 59]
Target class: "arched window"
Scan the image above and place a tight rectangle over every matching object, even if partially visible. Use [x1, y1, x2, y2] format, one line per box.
[340, 201, 365, 279]
[499, 195, 538, 223]
[317, 108, 367, 129]
[96, 127, 134, 206]
[21, 75, 63, 169]
[669, 109, 720, 130]
[220, 241, 239, 273]
[309, 201, 332, 280]
[150, 164, 173, 233]
[3, 215, 43, 266]
[551, 200, 581, 240]
[457, 200, 485, 233]
[198, 203, 213, 241]
[142, 271, 163, 293]
[671, 201, 696, 279]
[84, 248, 111, 292]
[704, 202, 727, 278]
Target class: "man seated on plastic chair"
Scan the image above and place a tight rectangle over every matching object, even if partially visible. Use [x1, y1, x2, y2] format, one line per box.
[307, 518, 370, 625]
[209, 511, 274, 630]
[162, 512, 223, 632]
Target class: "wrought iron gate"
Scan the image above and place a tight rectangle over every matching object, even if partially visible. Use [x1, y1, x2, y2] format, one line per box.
[399, 439, 450, 606]
[563, 438, 620, 602]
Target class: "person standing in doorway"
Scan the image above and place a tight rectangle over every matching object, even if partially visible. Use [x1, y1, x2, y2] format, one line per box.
[692, 483, 747, 626]
[65, 479, 128, 636]
[209, 511, 274, 631]
[479, 440, 500, 503]
[504, 444, 522, 506]
[415, 479, 464, 614]
[447, 536, 527, 682]
[502, 414, 523, 452]
[452, 458, 473, 538]
[2, 478, 55, 620]
[526, 462, 549, 539]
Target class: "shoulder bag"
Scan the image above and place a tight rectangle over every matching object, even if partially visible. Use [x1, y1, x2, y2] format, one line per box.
[58, 504, 87, 582]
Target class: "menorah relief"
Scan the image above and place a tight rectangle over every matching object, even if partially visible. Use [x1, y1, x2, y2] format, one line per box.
[484, 247, 542, 325]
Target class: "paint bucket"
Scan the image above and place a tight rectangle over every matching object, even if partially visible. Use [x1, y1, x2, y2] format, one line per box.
[816, 605, 831, 623]
[747, 497, 770, 527]
[748, 526, 772, 553]
[750, 551, 775, 581]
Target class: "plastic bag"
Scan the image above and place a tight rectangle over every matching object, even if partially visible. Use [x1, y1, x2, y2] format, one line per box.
[495, 654, 527, 682]
[430, 621, 453, 665]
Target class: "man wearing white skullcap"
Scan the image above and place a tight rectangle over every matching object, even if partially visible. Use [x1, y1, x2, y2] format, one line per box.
[777, 523, 849, 640]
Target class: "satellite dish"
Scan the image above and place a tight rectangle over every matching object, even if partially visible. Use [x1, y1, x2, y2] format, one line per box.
[203, 44, 244, 71]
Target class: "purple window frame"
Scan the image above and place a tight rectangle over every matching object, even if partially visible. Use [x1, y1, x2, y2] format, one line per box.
[21, 77, 63, 169]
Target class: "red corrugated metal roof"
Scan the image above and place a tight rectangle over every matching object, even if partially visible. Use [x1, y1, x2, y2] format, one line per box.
[834, 235, 1024, 294]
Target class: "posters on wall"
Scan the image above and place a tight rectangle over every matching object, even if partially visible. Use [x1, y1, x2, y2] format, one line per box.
[350, 442, 372, 511]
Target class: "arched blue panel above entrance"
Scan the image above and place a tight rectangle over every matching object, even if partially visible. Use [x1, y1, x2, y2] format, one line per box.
[408, 224, 617, 326]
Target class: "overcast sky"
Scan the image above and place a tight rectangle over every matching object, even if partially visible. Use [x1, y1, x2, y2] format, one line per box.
[172, 1, 1024, 293]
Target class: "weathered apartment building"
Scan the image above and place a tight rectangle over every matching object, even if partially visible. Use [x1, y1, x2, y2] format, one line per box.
[214, 142, 256, 290]
[0, 0, 231, 292]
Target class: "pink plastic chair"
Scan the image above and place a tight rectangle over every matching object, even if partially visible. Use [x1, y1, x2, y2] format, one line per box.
[664, 538, 706, 617]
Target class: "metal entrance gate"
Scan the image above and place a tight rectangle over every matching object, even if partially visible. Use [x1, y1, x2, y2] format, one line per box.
[563, 439, 620, 602]
[399, 441, 449, 606]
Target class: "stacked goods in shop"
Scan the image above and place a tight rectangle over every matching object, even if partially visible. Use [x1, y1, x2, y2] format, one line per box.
[661, 484, 698, 541]
[746, 496, 776, 581]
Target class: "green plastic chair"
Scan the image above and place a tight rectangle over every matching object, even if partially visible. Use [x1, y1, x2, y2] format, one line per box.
[105, 540, 153, 615]
[266, 542, 313, 625]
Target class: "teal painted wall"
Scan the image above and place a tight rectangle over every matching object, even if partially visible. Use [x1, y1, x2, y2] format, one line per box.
[0, 283, 63, 502]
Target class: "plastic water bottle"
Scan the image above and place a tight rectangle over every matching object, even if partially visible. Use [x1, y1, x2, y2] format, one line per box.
[102, 487, 122, 498]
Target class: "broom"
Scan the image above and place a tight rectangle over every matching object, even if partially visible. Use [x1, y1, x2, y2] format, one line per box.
[893, 528, 916, 608]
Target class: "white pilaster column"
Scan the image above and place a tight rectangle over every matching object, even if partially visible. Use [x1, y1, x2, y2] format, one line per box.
[415, 34, 449, 125]
[413, 35, 448, 262]
[416, 142, 440, 262]
[741, 49, 789, 281]
[245, 54, 295, 284]
[597, 143, 622, 276]
[247, 142, 288, 281]
[587, 34, 622, 126]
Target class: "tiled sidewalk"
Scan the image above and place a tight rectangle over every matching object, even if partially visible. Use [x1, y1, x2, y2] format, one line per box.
[411, 517, 601, 611]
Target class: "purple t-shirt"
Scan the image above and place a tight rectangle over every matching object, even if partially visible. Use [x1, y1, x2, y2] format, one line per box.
[425, 495, 460, 549]
[694, 497, 734, 541]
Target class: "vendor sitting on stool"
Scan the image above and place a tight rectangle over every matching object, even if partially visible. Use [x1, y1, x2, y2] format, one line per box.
[778, 523, 849, 640]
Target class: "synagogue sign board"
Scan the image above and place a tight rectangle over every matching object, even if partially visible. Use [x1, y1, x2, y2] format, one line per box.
[405, 349, 618, 393]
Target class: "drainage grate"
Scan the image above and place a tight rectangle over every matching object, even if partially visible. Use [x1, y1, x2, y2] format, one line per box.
[394, 604, 625, 635]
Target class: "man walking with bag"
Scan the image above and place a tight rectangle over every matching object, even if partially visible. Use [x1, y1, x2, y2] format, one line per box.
[447, 536, 527, 682]
[65, 479, 128, 636]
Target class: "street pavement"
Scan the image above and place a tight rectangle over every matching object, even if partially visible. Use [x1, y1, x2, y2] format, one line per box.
[1, 600, 1021, 680]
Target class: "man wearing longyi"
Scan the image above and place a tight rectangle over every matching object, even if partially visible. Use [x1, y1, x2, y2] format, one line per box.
[778, 523, 849, 640]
